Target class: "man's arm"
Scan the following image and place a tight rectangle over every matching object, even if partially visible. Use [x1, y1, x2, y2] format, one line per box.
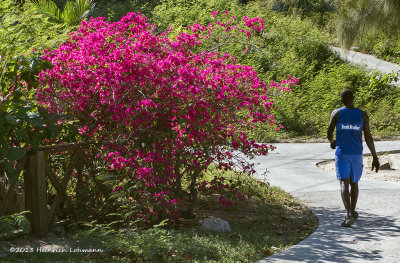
[327, 109, 339, 149]
[362, 111, 379, 172]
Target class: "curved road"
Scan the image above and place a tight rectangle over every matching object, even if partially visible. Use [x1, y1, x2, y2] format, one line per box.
[255, 141, 400, 263]
[330, 47, 399, 86]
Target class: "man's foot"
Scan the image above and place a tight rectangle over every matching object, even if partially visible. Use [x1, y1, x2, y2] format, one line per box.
[341, 216, 355, 227]
[353, 211, 359, 221]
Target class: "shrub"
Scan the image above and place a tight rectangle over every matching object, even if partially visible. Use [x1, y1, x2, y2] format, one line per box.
[38, 12, 296, 225]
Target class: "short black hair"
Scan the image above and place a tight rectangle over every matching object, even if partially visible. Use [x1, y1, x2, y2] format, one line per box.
[340, 89, 354, 102]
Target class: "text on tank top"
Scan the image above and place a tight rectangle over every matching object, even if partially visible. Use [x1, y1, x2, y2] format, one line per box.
[335, 107, 363, 155]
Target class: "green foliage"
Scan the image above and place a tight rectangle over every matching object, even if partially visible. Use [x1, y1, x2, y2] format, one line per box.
[90, 0, 161, 22]
[296, 63, 369, 135]
[153, 0, 243, 28]
[270, 63, 400, 137]
[30, 0, 61, 21]
[357, 72, 400, 136]
[253, 12, 337, 82]
[149, 0, 400, 139]
[78, 220, 176, 261]
[251, 1, 400, 139]
[354, 32, 400, 63]
[0, 215, 14, 233]
[0, 0, 74, 180]
[152, 0, 336, 82]
[62, 0, 93, 25]
[0, 211, 31, 234]
[67, 177, 315, 262]
[0, 0, 68, 55]
[336, 0, 400, 50]
[255, 0, 336, 27]
[0, 54, 73, 179]
[11, 211, 31, 233]
[201, 164, 271, 201]
[30, 0, 94, 26]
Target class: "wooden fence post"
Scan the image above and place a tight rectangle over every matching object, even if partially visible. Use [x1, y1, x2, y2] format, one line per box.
[25, 151, 48, 237]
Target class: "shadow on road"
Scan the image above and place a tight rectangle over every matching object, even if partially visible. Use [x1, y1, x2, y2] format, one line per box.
[260, 205, 400, 262]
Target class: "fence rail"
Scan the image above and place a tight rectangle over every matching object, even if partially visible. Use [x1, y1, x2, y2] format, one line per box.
[0, 142, 92, 237]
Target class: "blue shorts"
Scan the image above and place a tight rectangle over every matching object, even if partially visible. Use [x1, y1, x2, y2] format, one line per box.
[335, 154, 363, 183]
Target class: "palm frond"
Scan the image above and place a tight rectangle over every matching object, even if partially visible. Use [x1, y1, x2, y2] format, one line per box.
[62, 0, 94, 26]
[30, 0, 62, 22]
[11, 211, 31, 234]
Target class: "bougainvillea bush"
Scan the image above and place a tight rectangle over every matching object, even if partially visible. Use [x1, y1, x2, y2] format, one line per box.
[38, 11, 297, 226]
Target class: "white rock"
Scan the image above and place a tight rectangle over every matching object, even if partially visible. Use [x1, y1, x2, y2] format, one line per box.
[200, 218, 231, 232]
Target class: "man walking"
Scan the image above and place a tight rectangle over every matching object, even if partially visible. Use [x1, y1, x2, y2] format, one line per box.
[327, 89, 380, 227]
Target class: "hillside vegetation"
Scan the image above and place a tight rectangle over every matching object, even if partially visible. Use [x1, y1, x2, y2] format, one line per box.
[90, 0, 400, 139]
[37, 0, 400, 139]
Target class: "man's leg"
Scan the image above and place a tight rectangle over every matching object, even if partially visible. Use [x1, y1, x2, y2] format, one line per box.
[350, 181, 359, 218]
[337, 155, 355, 226]
[340, 178, 351, 218]
[349, 154, 362, 220]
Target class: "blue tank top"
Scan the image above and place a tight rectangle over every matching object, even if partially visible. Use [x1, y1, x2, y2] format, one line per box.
[335, 107, 363, 155]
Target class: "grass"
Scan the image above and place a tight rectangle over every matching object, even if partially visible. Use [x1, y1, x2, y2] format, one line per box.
[1, 170, 318, 263]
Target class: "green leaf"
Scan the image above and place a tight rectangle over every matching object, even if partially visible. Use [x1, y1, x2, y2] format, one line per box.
[11, 212, 31, 234]
[5, 162, 19, 181]
[16, 110, 29, 122]
[98, 174, 116, 180]
[27, 112, 44, 127]
[12, 91, 22, 101]
[109, 191, 124, 200]
[30, 58, 38, 70]
[15, 128, 30, 144]
[27, 112, 40, 119]
[5, 114, 17, 125]
[30, 133, 41, 150]
[0, 115, 7, 125]
[47, 124, 60, 139]
[6, 148, 26, 161]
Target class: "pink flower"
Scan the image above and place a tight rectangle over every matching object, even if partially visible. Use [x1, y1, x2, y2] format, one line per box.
[37, 11, 295, 225]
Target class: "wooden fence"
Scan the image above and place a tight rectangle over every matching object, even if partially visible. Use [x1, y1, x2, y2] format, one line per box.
[0, 142, 92, 237]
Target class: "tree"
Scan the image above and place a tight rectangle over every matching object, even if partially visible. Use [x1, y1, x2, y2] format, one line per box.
[336, 0, 400, 49]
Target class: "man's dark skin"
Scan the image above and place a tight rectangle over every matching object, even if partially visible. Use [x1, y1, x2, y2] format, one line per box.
[327, 92, 380, 220]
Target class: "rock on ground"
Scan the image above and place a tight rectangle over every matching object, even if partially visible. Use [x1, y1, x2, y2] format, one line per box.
[200, 217, 231, 232]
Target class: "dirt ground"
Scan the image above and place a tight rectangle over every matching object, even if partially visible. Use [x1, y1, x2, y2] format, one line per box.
[317, 152, 400, 182]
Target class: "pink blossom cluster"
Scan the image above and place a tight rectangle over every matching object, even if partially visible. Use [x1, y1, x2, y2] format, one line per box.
[37, 12, 296, 224]
[243, 16, 264, 32]
[272, 76, 299, 91]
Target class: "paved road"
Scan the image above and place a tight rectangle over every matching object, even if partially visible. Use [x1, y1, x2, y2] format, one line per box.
[255, 141, 400, 263]
[330, 47, 400, 86]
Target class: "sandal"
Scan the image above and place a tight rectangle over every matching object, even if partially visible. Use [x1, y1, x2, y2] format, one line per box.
[341, 216, 355, 227]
